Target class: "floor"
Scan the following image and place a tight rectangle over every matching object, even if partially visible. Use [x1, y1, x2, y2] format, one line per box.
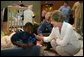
[1, 34, 83, 56]
[42, 39, 83, 56]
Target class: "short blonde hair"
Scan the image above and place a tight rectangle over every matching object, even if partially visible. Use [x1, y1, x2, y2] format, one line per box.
[51, 10, 65, 22]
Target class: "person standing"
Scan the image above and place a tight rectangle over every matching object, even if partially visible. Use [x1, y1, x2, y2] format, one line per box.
[72, 1, 82, 34]
[59, 1, 71, 23]
[24, 5, 35, 25]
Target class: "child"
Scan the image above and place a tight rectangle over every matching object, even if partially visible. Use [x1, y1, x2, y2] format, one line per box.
[11, 22, 37, 48]
[1, 22, 41, 56]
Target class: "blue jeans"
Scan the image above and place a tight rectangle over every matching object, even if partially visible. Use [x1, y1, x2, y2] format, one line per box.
[1, 45, 40, 56]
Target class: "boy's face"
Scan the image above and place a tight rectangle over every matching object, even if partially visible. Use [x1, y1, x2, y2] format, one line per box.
[24, 26, 33, 33]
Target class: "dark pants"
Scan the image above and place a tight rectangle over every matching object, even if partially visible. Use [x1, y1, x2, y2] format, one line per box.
[46, 42, 52, 49]
[1, 46, 40, 56]
[43, 42, 52, 49]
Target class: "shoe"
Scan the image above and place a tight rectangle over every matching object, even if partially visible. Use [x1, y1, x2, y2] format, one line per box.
[44, 47, 50, 50]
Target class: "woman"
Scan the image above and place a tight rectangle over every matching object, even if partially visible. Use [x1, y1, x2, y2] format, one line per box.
[37, 10, 81, 56]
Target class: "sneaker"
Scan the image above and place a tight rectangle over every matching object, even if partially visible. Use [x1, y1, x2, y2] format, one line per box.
[44, 47, 50, 50]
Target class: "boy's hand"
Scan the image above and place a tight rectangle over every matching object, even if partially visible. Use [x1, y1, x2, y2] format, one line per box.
[28, 43, 34, 47]
[21, 43, 33, 48]
[21, 44, 28, 48]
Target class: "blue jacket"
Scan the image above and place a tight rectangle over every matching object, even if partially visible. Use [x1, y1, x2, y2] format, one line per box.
[37, 20, 52, 34]
[11, 31, 37, 45]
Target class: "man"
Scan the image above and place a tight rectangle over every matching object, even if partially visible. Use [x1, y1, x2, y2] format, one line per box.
[1, 22, 41, 56]
[37, 10, 81, 56]
[24, 5, 35, 25]
[59, 1, 71, 23]
[37, 12, 52, 50]
[37, 12, 52, 35]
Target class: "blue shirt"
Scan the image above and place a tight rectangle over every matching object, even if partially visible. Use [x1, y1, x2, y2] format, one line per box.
[59, 6, 71, 22]
[37, 20, 52, 34]
[59, 6, 71, 16]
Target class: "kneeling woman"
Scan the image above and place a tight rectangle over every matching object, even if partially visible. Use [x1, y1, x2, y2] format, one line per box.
[37, 10, 81, 56]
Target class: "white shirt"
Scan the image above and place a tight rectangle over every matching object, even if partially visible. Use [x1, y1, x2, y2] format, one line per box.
[44, 22, 81, 48]
[24, 9, 34, 25]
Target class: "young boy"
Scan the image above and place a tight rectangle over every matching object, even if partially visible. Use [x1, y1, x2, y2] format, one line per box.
[1, 22, 41, 56]
[11, 22, 37, 48]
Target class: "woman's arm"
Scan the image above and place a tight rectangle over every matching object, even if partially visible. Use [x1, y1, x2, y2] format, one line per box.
[37, 27, 58, 42]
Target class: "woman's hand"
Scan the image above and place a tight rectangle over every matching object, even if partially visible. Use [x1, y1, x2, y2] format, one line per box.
[34, 34, 44, 41]
[37, 35, 44, 41]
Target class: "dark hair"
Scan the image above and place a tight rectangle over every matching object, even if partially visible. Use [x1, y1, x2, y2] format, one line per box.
[52, 10, 65, 22]
[64, 1, 68, 4]
[24, 22, 33, 28]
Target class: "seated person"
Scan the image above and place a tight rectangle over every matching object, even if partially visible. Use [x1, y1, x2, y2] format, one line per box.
[11, 22, 37, 47]
[1, 22, 41, 56]
[37, 10, 81, 56]
[37, 12, 53, 50]
[37, 12, 52, 35]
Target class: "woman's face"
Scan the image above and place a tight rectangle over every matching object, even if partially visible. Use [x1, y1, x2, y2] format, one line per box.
[50, 17, 58, 27]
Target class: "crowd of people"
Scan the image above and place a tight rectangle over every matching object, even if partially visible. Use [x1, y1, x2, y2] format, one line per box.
[1, 1, 83, 56]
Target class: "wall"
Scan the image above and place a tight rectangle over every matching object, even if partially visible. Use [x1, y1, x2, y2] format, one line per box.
[1, 1, 41, 23]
